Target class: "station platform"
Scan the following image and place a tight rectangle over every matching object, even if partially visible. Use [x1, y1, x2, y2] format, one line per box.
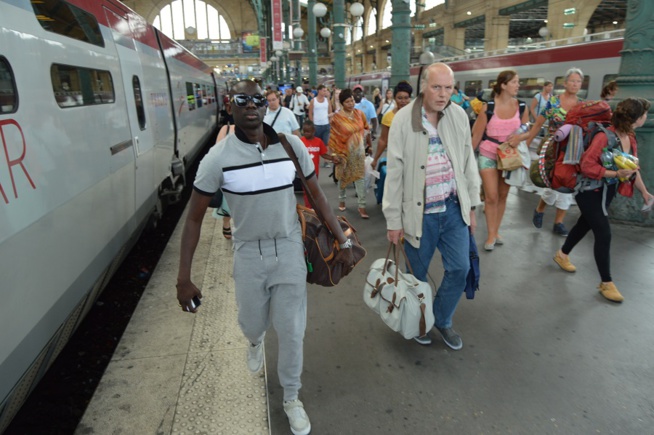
[77, 166, 654, 434]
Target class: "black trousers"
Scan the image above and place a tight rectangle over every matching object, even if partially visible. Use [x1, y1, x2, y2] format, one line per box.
[562, 184, 617, 282]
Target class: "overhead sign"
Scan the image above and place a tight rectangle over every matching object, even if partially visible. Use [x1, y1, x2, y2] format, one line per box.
[271, 0, 283, 50]
[260, 37, 267, 64]
[564, 8, 576, 15]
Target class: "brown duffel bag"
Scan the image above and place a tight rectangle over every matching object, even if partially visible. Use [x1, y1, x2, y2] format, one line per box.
[297, 204, 366, 286]
[279, 135, 367, 287]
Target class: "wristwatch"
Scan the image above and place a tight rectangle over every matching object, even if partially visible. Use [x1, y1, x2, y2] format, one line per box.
[339, 239, 353, 249]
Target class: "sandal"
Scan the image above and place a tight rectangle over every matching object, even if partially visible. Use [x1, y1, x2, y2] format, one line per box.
[338, 202, 346, 211]
[222, 226, 232, 240]
[358, 208, 369, 219]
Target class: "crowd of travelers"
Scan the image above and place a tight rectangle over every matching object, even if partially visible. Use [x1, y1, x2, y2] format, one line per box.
[178, 63, 652, 435]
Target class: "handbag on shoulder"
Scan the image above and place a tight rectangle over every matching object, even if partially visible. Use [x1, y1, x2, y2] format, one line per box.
[279, 135, 366, 287]
[363, 243, 435, 339]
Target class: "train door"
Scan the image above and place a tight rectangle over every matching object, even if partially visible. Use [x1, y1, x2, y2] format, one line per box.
[103, 5, 154, 217]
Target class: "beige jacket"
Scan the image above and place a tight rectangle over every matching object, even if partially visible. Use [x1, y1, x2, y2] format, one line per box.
[382, 95, 481, 248]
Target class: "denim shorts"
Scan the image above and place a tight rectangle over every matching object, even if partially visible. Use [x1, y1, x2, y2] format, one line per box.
[478, 155, 497, 170]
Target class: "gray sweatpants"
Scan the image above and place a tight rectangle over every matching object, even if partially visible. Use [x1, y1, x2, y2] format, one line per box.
[233, 234, 307, 402]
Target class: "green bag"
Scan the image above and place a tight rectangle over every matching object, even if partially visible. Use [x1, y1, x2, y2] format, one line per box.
[529, 136, 558, 188]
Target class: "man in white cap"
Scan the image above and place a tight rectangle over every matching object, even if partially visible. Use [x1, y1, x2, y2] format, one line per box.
[290, 86, 310, 126]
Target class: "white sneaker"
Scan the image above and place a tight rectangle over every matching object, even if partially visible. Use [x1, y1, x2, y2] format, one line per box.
[283, 399, 311, 435]
[246, 341, 264, 373]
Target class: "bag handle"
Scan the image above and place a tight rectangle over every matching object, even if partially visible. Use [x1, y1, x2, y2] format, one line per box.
[383, 242, 417, 283]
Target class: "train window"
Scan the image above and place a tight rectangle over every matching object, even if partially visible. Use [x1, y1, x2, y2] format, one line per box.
[51, 64, 115, 108]
[518, 77, 546, 100]
[464, 81, 483, 97]
[0, 57, 18, 114]
[32, 0, 104, 47]
[196, 84, 203, 109]
[133, 76, 146, 130]
[553, 75, 590, 99]
[186, 82, 196, 111]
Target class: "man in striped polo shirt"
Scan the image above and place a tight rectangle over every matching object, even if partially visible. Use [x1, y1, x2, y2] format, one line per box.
[176, 80, 354, 435]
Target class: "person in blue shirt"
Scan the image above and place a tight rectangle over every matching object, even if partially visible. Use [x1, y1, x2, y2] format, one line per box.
[353, 84, 378, 140]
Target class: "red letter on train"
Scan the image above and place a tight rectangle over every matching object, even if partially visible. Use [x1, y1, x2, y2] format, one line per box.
[0, 119, 36, 204]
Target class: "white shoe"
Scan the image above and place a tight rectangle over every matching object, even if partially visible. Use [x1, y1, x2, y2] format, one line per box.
[283, 399, 311, 435]
[246, 341, 264, 374]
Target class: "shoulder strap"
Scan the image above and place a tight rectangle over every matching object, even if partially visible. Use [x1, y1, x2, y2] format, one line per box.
[485, 101, 495, 122]
[601, 125, 619, 151]
[518, 101, 526, 118]
[279, 134, 333, 229]
[270, 109, 282, 128]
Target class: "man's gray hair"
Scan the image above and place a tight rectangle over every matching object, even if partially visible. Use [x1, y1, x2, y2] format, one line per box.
[420, 62, 454, 90]
[564, 67, 584, 82]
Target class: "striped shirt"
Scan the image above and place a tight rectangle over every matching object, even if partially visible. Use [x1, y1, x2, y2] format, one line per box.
[194, 124, 314, 244]
[422, 107, 457, 214]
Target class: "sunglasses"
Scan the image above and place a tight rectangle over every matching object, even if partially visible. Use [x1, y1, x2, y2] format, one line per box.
[231, 94, 266, 107]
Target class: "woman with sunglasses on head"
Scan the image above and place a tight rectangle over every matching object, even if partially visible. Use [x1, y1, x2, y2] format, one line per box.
[328, 88, 372, 218]
[553, 98, 653, 303]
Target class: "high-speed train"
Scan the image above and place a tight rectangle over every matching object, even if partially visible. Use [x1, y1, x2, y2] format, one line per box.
[328, 30, 624, 103]
[0, 0, 219, 430]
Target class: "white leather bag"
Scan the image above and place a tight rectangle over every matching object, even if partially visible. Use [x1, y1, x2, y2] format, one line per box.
[363, 243, 435, 339]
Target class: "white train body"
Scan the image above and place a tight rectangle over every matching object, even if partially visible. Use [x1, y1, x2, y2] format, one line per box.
[329, 32, 623, 103]
[0, 0, 217, 429]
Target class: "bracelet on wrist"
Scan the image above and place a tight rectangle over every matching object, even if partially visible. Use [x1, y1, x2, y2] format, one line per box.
[339, 239, 352, 249]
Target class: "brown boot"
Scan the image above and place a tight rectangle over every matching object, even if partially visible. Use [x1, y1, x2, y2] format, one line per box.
[598, 282, 624, 303]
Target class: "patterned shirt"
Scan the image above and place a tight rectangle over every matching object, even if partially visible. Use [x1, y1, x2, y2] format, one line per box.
[422, 107, 457, 213]
[540, 94, 582, 134]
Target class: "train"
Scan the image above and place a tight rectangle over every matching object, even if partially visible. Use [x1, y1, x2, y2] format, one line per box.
[0, 0, 220, 430]
[325, 30, 624, 104]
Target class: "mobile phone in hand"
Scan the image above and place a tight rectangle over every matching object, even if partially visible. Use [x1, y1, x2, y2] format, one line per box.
[189, 295, 202, 310]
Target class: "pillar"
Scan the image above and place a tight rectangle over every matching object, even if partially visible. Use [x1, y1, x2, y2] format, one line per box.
[608, 0, 654, 225]
[443, 27, 465, 52]
[283, 0, 291, 82]
[292, 0, 301, 84]
[485, 15, 509, 51]
[333, 0, 346, 89]
[546, 0, 601, 41]
[390, 0, 411, 86]
[308, 0, 317, 86]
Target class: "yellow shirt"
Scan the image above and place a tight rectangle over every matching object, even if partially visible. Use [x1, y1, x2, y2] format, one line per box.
[381, 110, 395, 128]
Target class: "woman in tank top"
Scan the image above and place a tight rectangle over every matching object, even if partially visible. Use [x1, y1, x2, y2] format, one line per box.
[472, 70, 530, 251]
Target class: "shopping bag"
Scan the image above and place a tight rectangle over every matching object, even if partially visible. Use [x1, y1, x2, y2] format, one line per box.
[496, 142, 523, 171]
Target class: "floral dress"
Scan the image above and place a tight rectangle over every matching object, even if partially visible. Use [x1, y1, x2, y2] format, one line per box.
[328, 109, 369, 186]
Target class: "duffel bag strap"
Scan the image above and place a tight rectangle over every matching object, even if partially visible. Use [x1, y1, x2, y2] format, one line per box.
[279, 134, 332, 232]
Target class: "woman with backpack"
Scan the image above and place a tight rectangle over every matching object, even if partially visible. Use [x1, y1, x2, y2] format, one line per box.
[553, 98, 653, 303]
[525, 67, 585, 237]
[471, 70, 530, 251]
